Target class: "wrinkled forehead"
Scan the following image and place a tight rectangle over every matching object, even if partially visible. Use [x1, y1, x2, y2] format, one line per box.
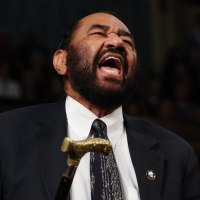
[73, 13, 131, 38]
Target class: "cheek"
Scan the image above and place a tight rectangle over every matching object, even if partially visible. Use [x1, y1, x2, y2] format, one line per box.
[76, 42, 94, 62]
[86, 40, 103, 57]
[77, 41, 99, 66]
[127, 51, 137, 74]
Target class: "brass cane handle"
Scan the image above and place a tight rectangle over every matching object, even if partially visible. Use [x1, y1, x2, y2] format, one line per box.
[61, 137, 112, 167]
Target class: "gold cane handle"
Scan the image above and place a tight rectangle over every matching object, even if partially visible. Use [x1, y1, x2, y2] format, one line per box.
[61, 137, 112, 166]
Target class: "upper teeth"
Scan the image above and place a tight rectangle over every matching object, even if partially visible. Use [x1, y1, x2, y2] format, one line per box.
[105, 56, 120, 62]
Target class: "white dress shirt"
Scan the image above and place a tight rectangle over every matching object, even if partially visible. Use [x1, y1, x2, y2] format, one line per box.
[65, 96, 140, 200]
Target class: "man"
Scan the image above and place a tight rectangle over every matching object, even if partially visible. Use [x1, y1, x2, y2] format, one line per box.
[0, 12, 200, 200]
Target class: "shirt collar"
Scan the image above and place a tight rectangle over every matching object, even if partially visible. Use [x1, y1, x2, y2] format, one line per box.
[65, 96, 124, 147]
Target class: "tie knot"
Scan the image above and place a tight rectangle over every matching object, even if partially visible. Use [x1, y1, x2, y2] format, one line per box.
[91, 119, 107, 138]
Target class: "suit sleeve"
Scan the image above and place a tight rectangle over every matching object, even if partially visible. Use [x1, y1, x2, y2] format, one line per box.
[0, 161, 3, 200]
[0, 116, 4, 200]
[183, 146, 200, 200]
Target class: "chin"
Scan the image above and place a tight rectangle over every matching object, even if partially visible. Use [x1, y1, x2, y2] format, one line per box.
[99, 77, 123, 89]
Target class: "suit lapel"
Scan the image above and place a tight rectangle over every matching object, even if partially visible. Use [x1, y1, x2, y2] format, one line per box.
[124, 115, 165, 200]
[34, 101, 69, 200]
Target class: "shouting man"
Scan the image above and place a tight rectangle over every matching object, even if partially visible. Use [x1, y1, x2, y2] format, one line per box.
[0, 12, 200, 200]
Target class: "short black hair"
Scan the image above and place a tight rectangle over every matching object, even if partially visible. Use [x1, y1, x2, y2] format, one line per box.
[57, 20, 81, 50]
[57, 11, 122, 50]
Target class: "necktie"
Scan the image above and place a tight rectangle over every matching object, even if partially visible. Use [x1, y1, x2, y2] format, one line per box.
[90, 119, 124, 200]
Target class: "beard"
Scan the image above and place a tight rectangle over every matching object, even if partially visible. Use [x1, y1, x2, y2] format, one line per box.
[66, 44, 136, 109]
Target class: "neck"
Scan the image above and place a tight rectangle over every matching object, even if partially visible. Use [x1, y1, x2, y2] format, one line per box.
[66, 95, 116, 118]
[70, 95, 117, 118]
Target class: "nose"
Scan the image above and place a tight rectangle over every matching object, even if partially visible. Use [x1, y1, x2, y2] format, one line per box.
[104, 33, 124, 49]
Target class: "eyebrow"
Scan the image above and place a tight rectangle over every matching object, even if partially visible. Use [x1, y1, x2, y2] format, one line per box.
[87, 24, 110, 32]
[87, 24, 134, 41]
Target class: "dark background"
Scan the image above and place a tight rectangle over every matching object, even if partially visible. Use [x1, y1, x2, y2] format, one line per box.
[0, 0, 200, 157]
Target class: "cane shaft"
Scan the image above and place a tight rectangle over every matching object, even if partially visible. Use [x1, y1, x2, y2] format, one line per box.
[55, 166, 77, 200]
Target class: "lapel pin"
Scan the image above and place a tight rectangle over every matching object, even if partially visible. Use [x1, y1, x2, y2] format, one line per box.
[146, 170, 156, 181]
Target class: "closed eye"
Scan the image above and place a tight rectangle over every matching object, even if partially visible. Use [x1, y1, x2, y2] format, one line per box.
[90, 32, 106, 36]
[123, 39, 134, 49]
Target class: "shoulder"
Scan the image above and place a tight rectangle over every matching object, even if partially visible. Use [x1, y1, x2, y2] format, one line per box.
[0, 102, 65, 147]
[124, 114, 191, 149]
[0, 101, 66, 134]
[0, 103, 57, 121]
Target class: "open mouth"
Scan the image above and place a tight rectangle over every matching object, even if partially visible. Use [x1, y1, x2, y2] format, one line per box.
[98, 54, 124, 76]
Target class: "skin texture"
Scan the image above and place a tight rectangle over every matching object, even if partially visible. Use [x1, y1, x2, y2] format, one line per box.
[53, 12, 137, 117]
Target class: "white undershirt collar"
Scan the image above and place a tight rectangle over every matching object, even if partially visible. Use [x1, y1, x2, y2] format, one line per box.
[65, 96, 124, 147]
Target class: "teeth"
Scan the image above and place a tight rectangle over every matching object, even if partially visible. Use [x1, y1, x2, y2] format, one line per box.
[105, 56, 120, 62]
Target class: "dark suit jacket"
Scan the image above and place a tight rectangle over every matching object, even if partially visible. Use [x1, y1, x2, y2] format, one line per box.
[0, 101, 200, 200]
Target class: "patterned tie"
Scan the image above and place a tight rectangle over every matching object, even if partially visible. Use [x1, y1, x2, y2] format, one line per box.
[90, 119, 124, 200]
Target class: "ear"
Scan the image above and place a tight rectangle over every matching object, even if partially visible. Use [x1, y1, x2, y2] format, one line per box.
[53, 50, 68, 75]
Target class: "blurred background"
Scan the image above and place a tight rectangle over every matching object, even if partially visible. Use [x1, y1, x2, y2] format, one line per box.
[0, 0, 200, 157]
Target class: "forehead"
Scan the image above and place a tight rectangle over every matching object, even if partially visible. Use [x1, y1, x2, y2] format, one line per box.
[74, 13, 130, 36]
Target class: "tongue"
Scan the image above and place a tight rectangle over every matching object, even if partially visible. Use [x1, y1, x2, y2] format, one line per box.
[100, 66, 120, 74]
